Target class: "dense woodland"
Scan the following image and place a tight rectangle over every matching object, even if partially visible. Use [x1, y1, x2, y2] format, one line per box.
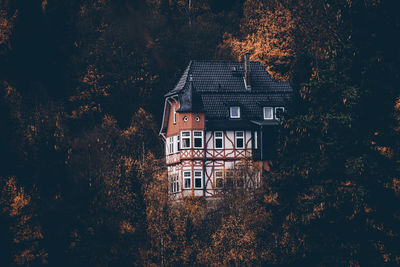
[1, 0, 400, 266]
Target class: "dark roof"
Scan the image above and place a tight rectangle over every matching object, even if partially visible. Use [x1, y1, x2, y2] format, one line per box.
[177, 79, 203, 113]
[166, 60, 292, 96]
[162, 60, 292, 131]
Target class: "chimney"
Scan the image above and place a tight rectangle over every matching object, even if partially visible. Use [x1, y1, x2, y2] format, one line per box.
[244, 53, 251, 90]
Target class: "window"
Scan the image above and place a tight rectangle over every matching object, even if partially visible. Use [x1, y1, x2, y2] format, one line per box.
[275, 107, 285, 120]
[183, 171, 192, 189]
[195, 116, 200, 121]
[181, 131, 191, 149]
[173, 106, 176, 124]
[254, 131, 258, 149]
[214, 131, 224, 149]
[177, 135, 180, 152]
[168, 137, 174, 154]
[194, 171, 202, 188]
[235, 131, 244, 149]
[225, 171, 234, 187]
[170, 174, 179, 193]
[193, 131, 203, 148]
[230, 106, 240, 118]
[215, 171, 224, 188]
[183, 116, 188, 122]
[263, 107, 273, 120]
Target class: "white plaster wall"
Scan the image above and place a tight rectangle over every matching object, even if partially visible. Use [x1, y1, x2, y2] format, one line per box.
[205, 131, 253, 150]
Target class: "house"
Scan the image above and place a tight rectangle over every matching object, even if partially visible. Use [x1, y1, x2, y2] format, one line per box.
[159, 55, 292, 198]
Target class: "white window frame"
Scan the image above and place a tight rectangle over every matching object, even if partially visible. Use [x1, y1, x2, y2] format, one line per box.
[193, 131, 204, 149]
[177, 135, 180, 152]
[235, 131, 245, 149]
[183, 171, 192, 189]
[263, 107, 273, 120]
[254, 131, 258, 149]
[230, 106, 241, 119]
[170, 174, 180, 193]
[215, 171, 224, 188]
[181, 131, 191, 149]
[194, 170, 203, 189]
[275, 107, 285, 120]
[173, 106, 176, 124]
[168, 137, 174, 154]
[214, 131, 224, 149]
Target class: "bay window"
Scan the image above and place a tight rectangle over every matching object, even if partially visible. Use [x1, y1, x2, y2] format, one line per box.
[181, 131, 191, 149]
[193, 131, 203, 148]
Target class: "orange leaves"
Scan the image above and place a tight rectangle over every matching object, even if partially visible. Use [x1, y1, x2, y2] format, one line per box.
[209, 215, 258, 266]
[224, 1, 296, 81]
[394, 97, 400, 132]
[0, 176, 47, 266]
[264, 192, 279, 205]
[389, 178, 400, 196]
[0, 9, 18, 53]
[69, 65, 110, 119]
[1, 176, 30, 217]
[119, 220, 136, 234]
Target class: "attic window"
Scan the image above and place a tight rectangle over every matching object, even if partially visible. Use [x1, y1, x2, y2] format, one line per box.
[230, 107, 241, 119]
[263, 107, 273, 120]
[275, 107, 285, 120]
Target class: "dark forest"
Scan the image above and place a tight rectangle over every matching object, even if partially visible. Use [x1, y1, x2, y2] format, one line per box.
[1, 0, 400, 266]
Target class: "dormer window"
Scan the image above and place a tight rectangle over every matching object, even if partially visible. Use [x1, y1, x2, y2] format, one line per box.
[263, 107, 273, 120]
[230, 106, 241, 118]
[275, 107, 285, 120]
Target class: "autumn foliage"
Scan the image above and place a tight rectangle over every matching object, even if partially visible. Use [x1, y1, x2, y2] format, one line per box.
[1, 0, 400, 266]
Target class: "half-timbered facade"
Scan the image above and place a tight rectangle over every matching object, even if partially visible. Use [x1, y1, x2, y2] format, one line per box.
[160, 56, 292, 198]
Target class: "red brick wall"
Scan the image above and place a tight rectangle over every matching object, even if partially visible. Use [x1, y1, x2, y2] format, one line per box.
[166, 101, 205, 137]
